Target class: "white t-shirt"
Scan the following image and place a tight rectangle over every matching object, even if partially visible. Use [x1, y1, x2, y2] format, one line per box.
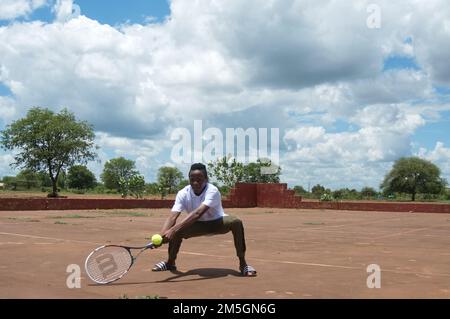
[171, 183, 227, 221]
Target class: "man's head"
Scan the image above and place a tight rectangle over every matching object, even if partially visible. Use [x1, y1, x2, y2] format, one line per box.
[189, 163, 208, 194]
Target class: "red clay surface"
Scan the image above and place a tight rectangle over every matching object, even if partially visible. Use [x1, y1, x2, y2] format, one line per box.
[0, 208, 449, 299]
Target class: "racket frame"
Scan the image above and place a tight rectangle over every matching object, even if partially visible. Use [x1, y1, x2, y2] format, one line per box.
[85, 242, 155, 284]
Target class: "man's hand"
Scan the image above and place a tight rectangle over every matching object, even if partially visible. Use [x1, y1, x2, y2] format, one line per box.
[162, 228, 177, 243]
[161, 204, 210, 243]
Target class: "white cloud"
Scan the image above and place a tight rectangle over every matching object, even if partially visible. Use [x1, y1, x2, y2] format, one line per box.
[416, 142, 450, 182]
[0, 0, 47, 20]
[418, 142, 450, 163]
[0, 96, 16, 124]
[350, 104, 426, 134]
[53, 0, 79, 23]
[0, 0, 449, 188]
[0, 152, 15, 178]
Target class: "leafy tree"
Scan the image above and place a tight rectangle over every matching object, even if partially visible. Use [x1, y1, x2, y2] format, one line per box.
[242, 159, 281, 183]
[157, 167, 183, 197]
[119, 174, 146, 199]
[361, 187, 377, 199]
[16, 169, 40, 189]
[37, 171, 53, 187]
[208, 156, 244, 188]
[332, 189, 344, 199]
[332, 188, 361, 200]
[208, 157, 281, 187]
[1, 107, 97, 197]
[177, 179, 190, 191]
[145, 183, 160, 195]
[2, 176, 18, 190]
[381, 157, 447, 201]
[67, 165, 96, 190]
[101, 157, 138, 192]
[311, 184, 326, 197]
[320, 193, 334, 201]
[293, 185, 307, 194]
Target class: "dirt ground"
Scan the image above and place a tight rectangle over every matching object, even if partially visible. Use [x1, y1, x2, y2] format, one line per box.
[0, 207, 449, 299]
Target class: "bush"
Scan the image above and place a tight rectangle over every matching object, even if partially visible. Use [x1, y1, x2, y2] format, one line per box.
[71, 189, 86, 194]
[93, 185, 106, 194]
[320, 193, 334, 201]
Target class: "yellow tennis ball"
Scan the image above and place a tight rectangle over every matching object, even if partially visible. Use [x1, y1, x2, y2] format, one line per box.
[151, 234, 163, 246]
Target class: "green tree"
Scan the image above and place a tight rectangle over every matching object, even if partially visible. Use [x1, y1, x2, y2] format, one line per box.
[381, 157, 447, 201]
[1, 107, 97, 197]
[157, 167, 183, 197]
[119, 174, 146, 199]
[311, 184, 326, 197]
[67, 165, 96, 190]
[208, 157, 281, 187]
[16, 169, 40, 189]
[101, 157, 138, 192]
[178, 179, 190, 191]
[242, 159, 281, 183]
[208, 156, 244, 188]
[37, 171, 52, 187]
[361, 187, 377, 199]
[2, 176, 18, 190]
[293, 185, 307, 194]
[145, 183, 160, 195]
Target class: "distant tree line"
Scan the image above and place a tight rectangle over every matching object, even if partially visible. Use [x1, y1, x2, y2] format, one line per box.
[1, 107, 448, 202]
[293, 157, 449, 202]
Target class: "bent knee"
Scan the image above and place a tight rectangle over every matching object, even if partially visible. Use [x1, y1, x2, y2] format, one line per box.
[230, 217, 243, 228]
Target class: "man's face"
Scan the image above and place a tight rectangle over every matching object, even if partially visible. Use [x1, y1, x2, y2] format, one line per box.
[189, 170, 207, 194]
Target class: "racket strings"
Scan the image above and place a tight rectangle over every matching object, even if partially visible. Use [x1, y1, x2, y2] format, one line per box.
[85, 246, 133, 283]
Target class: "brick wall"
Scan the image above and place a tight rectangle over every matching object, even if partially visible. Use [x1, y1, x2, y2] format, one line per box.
[0, 198, 173, 211]
[1, 183, 450, 213]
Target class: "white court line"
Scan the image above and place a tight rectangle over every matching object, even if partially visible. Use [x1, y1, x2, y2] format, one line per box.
[280, 216, 404, 232]
[374, 227, 437, 240]
[2, 231, 449, 278]
[307, 216, 404, 231]
[0, 242, 24, 245]
[180, 250, 450, 278]
[0, 232, 101, 245]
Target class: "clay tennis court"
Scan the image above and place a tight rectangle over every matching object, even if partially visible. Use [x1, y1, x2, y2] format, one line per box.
[0, 207, 449, 298]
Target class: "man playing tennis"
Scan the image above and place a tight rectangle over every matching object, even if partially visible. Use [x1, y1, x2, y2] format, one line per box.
[152, 163, 257, 277]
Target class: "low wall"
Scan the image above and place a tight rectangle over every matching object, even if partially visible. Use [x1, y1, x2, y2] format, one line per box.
[1, 183, 450, 214]
[297, 201, 450, 214]
[0, 198, 173, 211]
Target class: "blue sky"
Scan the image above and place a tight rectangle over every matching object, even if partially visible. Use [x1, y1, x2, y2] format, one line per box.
[0, 0, 170, 25]
[1, 1, 450, 190]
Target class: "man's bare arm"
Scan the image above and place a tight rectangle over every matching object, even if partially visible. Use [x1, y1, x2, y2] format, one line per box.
[163, 204, 210, 240]
[160, 212, 181, 235]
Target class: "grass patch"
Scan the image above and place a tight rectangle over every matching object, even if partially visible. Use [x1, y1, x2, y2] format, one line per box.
[7, 217, 40, 222]
[303, 222, 325, 225]
[54, 221, 68, 225]
[119, 294, 163, 299]
[104, 211, 148, 217]
[47, 214, 97, 219]
[264, 211, 276, 214]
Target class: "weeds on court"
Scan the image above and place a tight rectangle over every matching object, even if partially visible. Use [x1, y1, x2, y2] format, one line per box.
[119, 294, 161, 299]
[47, 214, 97, 219]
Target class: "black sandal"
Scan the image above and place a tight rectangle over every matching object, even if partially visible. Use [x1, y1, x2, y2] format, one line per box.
[241, 265, 257, 277]
[152, 261, 177, 272]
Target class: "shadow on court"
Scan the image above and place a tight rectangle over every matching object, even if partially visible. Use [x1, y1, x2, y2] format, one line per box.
[95, 268, 242, 286]
[157, 268, 242, 282]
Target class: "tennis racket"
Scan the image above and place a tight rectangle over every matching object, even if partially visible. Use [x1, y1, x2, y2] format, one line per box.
[85, 242, 156, 284]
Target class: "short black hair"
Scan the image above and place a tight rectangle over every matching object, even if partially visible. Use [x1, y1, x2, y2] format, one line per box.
[189, 163, 208, 179]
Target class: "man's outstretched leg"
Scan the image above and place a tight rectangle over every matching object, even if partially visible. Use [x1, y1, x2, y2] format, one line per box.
[221, 216, 257, 276]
